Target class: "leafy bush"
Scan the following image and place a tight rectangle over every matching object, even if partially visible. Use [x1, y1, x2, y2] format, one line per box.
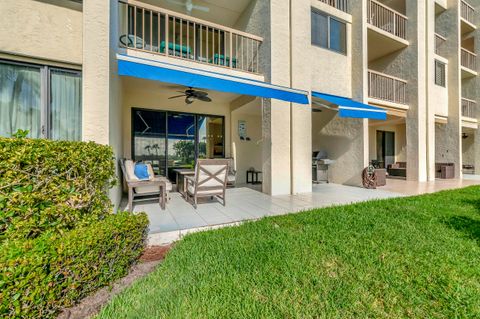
[0, 137, 116, 242]
[0, 212, 149, 318]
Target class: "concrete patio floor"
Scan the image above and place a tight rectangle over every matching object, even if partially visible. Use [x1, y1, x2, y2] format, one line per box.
[121, 183, 401, 245]
[121, 177, 480, 245]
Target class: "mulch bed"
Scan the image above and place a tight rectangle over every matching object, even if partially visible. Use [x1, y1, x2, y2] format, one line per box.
[58, 245, 173, 319]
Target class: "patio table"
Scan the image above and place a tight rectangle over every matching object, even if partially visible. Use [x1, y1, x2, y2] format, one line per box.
[174, 168, 195, 198]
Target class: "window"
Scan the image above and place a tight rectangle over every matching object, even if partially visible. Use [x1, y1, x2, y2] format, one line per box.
[0, 60, 82, 140]
[132, 109, 225, 180]
[434, 60, 446, 87]
[311, 10, 347, 54]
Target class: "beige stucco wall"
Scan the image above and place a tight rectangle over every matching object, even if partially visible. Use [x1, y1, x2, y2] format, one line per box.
[231, 106, 263, 184]
[0, 0, 82, 65]
[368, 124, 407, 163]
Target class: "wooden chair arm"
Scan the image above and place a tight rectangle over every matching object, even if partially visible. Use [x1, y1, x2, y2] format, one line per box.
[127, 180, 166, 188]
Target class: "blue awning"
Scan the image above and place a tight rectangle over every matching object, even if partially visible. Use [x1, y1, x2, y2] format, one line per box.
[312, 92, 387, 120]
[117, 54, 309, 104]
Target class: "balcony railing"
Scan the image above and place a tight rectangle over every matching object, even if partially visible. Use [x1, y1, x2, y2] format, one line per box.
[462, 98, 477, 119]
[118, 0, 263, 74]
[367, 0, 408, 40]
[461, 0, 475, 25]
[461, 48, 477, 71]
[435, 33, 447, 56]
[318, 0, 349, 13]
[368, 70, 407, 105]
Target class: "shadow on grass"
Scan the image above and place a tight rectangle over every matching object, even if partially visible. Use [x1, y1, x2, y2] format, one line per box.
[461, 199, 480, 214]
[444, 215, 480, 244]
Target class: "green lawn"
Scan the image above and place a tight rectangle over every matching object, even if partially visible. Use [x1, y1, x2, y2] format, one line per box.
[98, 187, 480, 318]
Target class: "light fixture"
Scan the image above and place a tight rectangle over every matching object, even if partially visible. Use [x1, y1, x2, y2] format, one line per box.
[462, 133, 469, 139]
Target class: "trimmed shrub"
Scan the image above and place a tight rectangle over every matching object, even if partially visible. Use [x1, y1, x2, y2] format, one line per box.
[0, 137, 116, 242]
[0, 212, 149, 318]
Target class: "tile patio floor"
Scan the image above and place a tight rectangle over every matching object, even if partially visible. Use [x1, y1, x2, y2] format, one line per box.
[121, 183, 401, 245]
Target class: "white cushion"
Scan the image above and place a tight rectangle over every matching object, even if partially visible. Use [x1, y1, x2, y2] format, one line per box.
[125, 160, 139, 182]
[134, 185, 161, 194]
[187, 184, 222, 195]
[227, 174, 236, 183]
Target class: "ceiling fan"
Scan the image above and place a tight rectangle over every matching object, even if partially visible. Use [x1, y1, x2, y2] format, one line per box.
[168, 87, 212, 104]
[166, 0, 210, 15]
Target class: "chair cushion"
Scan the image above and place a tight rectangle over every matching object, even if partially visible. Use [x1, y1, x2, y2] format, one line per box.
[187, 184, 222, 195]
[134, 163, 150, 180]
[134, 185, 161, 195]
[125, 160, 139, 182]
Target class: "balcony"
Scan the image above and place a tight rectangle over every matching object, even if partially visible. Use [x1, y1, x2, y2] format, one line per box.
[461, 48, 477, 77]
[462, 98, 477, 119]
[118, 0, 263, 75]
[318, 0, 349, 13]
[461, 1, 475, 26]
[367, 0, 407, 40]
[368, 70, 407, 106]
[434, 33, 447, 56]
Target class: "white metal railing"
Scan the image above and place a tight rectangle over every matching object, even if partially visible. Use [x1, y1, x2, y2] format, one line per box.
[461, 0, 475, 25]
[118, 0, 263, 74]
[435, 33, 447, 56]
[318, 0, 349, 13]
[368, 70, 407, 105]
[367, 0, 408, 40]
[462, 98, 477, 118]
[461, 48, 477, 71]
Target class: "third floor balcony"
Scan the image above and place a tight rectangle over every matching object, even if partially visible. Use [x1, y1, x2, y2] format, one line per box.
[461, 48, 477, 78]
[117, 0, 263, 75]
[367, 0, 408, 40]
[461, 0, 476, 32]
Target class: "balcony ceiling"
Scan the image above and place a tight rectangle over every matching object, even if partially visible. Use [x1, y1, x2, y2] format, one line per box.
[368, 28, 408, 61]
[140, 0, 252, 27]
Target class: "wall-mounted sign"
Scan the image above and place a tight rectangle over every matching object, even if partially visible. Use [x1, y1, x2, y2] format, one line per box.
[238, 120, 247, 140]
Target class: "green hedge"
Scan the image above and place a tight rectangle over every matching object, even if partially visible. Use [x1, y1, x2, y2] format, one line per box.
[0, 212, 149, 318]
[0, 137, 116, 242]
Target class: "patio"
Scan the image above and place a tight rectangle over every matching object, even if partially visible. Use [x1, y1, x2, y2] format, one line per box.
[121, 183, 401, 245]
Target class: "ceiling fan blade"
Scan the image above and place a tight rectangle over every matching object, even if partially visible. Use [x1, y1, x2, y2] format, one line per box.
[192, 90, 208, 97]
[168, 94, 186, 99]
[196, 95, 212, 102]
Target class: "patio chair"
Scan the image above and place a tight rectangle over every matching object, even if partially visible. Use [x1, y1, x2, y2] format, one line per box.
[185, 159, 229, 208]
[119, 159, 172, 212]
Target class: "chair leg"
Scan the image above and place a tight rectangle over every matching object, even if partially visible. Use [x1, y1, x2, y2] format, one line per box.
[193, 196, 197, 209]
[128, 187, 133, 212]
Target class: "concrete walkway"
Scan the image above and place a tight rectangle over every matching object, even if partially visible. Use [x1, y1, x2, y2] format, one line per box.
[378, 177, 480, 196]
[122, 183, 401, 245]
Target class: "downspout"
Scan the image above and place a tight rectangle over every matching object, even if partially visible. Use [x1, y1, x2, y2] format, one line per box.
[289, 0, 293, 194]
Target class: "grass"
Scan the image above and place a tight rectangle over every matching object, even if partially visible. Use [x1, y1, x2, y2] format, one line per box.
[98, 186, 480, 318]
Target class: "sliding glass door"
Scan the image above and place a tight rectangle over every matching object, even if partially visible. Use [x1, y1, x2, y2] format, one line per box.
[132, 109, 224, 180]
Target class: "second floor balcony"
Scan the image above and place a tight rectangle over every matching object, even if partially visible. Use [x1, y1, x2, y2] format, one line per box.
[368, 70, 407, 106]
[462, 98, 477, 119]
[118, 0, 263, 75]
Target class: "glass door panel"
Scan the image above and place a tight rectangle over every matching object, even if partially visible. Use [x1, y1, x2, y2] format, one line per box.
[197, 116, 224, 159]
[167, 113, 196, 181]
[132, 109, 167, 176]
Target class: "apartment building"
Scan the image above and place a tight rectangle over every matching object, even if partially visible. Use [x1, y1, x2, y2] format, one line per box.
[0, 0, 478, 207]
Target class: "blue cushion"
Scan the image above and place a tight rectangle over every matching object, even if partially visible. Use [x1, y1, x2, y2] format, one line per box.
[134, 163, 150, 180]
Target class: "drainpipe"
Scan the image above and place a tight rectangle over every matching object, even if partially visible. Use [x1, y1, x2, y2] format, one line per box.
[289, 0, 293, 194]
